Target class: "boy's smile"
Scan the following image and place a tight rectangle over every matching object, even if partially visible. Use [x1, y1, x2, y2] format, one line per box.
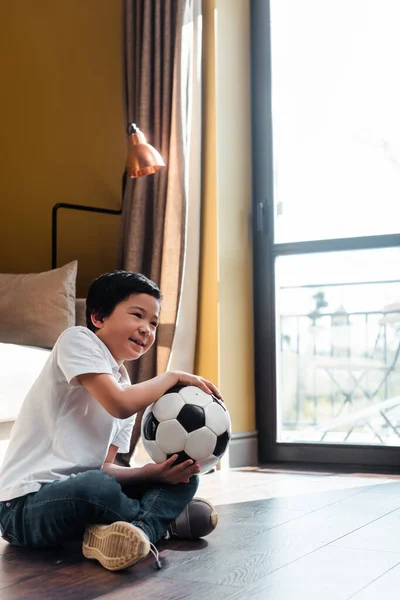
[93, 293, 160, 363]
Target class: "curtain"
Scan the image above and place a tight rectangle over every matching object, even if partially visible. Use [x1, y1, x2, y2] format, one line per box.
[167, 0, 202, 372]
[118, 0, 202, 465]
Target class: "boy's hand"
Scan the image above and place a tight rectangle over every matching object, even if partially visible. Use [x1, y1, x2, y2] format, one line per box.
[170, 370, 223, 401]
[140, 455, 200, 484]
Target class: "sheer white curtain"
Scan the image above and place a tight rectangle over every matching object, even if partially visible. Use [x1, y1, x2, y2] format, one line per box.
[168, 0, 203, 373]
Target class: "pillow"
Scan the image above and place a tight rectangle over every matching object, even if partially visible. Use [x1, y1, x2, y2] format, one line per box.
[0, 342, 51, 422]
[0, 261, 77, 349]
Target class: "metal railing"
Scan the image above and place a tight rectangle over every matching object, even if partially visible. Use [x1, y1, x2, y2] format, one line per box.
[278, 282, 400, 439]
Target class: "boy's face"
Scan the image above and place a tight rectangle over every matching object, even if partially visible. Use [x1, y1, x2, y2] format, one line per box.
[92, 293, 160, 363]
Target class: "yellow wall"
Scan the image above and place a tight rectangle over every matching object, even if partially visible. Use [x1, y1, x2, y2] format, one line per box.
[195, 0, 255, 434]
[195, 0, 219, 387]
[0, 1, 125, 297]
[0, 0, 255, 434]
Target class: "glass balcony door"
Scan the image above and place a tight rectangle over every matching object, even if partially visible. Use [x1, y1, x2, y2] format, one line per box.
[277, 249, 400, 446]
[251, 0, 400, 467]
[271, 0, 400, 245]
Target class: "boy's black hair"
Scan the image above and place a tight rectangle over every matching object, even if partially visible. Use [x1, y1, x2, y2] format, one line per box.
[86, 270, 162, 332]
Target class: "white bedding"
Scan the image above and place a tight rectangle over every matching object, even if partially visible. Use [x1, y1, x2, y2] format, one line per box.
[0, 342, 51, 423]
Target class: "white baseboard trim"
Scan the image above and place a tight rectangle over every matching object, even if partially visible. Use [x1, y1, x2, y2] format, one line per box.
[228, 430, 258, 468]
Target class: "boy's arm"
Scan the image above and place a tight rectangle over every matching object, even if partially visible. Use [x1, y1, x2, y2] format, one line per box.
[102, 444, 200, 484]
[102, 444, 148, 483]
[78, 370, 221, 419]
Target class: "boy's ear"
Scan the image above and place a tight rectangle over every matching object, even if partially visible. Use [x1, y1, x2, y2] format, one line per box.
[90, 313, 104, 329]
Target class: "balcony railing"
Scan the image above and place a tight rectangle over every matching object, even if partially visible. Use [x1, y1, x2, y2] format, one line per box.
[278, 281, 400, 445]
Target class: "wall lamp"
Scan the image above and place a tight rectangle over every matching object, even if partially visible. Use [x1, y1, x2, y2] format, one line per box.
[51, 123, 165, 269]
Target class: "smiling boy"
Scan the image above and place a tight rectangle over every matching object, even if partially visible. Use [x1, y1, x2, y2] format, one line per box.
[0, 271, 220, 571]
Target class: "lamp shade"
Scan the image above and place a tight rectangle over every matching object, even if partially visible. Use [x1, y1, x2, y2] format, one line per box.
[126, 123, 165, 178]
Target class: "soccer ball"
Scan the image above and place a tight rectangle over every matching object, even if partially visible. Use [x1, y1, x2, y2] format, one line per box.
[141, 385, 231, 473]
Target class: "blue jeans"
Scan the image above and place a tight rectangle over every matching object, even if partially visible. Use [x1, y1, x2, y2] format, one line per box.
[0, 470, 199, 547]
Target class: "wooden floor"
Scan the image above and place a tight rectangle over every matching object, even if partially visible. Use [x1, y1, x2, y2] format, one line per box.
[2, 467, 400, 599]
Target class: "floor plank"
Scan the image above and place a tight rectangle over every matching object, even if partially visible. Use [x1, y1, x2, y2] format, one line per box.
[226, 545, 400, 600]
[160, 490, 400, 589]
[96, 577, 237, 600]
[1, 469, 400, 599]
[350, 563, 400, 600]
[332, 507, 400, 553]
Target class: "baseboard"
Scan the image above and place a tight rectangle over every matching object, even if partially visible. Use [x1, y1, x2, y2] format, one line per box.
[228, 430, 258, 468]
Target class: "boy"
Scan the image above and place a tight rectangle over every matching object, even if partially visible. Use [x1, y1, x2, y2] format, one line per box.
[0, 271, 221, 571]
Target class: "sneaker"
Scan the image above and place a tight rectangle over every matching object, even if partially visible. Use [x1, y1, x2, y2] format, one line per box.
[168, 497, 218, 539]
[83, 521, 154, 571]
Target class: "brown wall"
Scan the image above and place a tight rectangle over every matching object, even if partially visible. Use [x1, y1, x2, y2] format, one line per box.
[0, 1, 125, 297]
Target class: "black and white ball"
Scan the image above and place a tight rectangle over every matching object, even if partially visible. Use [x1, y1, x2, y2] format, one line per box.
[141, 385, 231, 473]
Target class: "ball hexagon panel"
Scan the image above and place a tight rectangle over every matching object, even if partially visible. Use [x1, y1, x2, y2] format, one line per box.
[214, 430, 230, 458]
[156, 420, 188, 454]
[185, 427, 217, 460]
[205, 401, 230, 436]
[142, 411, 159, 441]
[177, 404, 205, 433]
[152, 393, 185, 422]
[179, 386, 213, 407]
[143, 440, 167, 463]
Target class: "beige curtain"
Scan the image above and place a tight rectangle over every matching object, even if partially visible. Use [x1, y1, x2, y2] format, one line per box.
[118, 0, 202, 465]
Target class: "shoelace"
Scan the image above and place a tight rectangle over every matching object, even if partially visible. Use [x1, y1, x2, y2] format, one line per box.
[150, 542, 162, 569]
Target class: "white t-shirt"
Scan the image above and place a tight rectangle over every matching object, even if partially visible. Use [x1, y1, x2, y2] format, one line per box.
[0, 326, 135, 501]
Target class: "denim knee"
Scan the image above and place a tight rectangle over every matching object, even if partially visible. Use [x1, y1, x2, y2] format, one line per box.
[71, 470, 121, 505]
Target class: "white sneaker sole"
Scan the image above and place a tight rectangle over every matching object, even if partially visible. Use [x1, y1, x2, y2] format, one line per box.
[82, 521, 150, 571]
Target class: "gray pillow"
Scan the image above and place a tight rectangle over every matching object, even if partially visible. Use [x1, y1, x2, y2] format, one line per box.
[0, 261, 77, 349]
